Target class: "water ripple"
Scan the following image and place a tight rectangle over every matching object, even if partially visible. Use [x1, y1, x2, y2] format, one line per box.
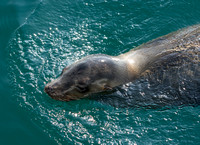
[7, 0, 200, 144]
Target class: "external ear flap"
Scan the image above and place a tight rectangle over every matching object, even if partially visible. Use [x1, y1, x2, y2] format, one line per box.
[63, 66, 69, 71]
[61, 66, 69, 75]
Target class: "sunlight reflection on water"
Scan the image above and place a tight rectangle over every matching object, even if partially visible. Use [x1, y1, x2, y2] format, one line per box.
[8, 0, 200, 144]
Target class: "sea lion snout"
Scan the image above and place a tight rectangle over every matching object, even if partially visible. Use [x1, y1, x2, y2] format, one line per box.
[44, 84, 59, 98]
[44, 78, 63, 97]
[44, 85, 54, 94]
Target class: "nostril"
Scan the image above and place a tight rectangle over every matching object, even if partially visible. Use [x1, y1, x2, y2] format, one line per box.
[45, 85, 54, 93]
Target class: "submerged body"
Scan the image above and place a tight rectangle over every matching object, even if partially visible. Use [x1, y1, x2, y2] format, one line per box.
[45, 24, 200, 101]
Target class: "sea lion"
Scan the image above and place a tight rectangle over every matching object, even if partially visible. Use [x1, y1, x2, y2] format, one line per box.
[44, 24, 200, 101]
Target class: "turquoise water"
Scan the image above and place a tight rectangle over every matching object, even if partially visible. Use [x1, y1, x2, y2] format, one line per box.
[1, 0, 200, 144]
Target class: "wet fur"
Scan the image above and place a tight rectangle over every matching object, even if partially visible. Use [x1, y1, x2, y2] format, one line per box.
[45, 24, 200, 101]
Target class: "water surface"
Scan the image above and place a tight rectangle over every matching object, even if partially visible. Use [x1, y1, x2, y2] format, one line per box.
[4, 0, 200, 144]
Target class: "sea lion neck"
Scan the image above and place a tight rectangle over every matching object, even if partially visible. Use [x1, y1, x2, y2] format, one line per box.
[118, 24, 200, 81]
[118, 47, 160, 80]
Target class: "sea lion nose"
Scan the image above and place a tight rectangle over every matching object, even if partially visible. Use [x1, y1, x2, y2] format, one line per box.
[44, 85, 54, 94]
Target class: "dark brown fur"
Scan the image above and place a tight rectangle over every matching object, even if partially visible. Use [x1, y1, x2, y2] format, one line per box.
[45, 24, 200, 101]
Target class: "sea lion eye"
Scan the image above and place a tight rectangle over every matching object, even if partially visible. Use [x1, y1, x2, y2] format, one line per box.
[76, 85, 89, 93]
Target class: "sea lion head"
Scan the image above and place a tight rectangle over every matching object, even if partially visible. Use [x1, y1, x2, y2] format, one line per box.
[44, 55, 122, 101]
